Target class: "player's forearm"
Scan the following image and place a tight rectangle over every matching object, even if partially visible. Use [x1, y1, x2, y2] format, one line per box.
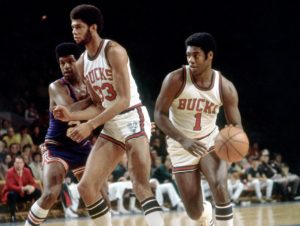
[70, 105, 102, 121]
[69, 97, 93, 112]
[87, 98, 129, 129]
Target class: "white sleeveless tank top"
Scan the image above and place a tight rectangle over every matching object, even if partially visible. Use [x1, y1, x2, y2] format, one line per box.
[83, 39, 141, 109]
[169, 65, 223, 139]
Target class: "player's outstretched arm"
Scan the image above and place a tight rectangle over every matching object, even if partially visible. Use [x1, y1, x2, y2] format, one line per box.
[53, 104, 103, 122]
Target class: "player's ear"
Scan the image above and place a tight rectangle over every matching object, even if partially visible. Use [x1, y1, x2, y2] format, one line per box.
[90, 24, 97, 32]
[208, 51, 213, 60]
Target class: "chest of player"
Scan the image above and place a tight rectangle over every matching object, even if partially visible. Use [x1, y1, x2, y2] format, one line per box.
[174, 97, 220, 114]
[84, 66, 113, 85]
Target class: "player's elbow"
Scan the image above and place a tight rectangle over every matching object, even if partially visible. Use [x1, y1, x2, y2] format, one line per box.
[120, 97, 130, 110]
[154, 110, 164, 126]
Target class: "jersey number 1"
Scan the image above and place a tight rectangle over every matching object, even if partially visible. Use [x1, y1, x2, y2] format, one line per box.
[193, 112, 202, 131]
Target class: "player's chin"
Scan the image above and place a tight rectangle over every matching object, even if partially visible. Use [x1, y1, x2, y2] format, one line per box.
[189, 67, 200, 74]
[63, 74, 71, 80]
[73, 38, 82, 44]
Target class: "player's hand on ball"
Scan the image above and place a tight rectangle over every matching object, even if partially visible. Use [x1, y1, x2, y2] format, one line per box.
[180, 138, 207, 157]
[68, 122, 92, 143]
[53, 105, 72, 122]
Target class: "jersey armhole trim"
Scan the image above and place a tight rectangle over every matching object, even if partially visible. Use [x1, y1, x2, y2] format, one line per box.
[104, 40, 112, 68]
[174, 66, 187, 99]
[219, 73, 224, 104]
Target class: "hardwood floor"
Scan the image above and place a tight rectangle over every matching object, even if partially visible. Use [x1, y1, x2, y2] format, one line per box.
[2, 201, 300, 226]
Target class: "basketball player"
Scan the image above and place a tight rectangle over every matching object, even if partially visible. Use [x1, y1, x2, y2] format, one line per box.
[53, 4, 164, 226]
[24, 43, 107, 226]
[154, 32, 243, 226]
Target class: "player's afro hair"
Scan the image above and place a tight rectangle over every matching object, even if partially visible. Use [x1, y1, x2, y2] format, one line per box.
[185, 32, 216, 56]
[55, 42, 81, 61]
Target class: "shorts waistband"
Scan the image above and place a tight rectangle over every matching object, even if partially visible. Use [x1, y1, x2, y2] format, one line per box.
[120, 103, 143, 115]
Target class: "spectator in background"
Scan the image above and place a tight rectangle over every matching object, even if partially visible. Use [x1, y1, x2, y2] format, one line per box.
[0, 153, 13, 180]
[227, 171, 244, 205]
[29, 153, 43, 181]
[272, 153, 300, 200]
[0, 119, 12, 137]
[1, 156, 41, 222]
[245, 157, 274, 202]
[61, 172, 80, 218]
[2, 127, 21, 147]
[149, 178, 185, 212]
[149, 149, 162, 176]
[30, 125, 44, 147]
[111, 154, 129, 182]
[152, 156, 178, 194]
[150, 136, 167, 158]
[8, 143, 21, 161]
[108, 180, 135, 215]
[0, 140, 8, 162]
[25, 102, 39, 124]
[20, 125, 34, 150]
[258, 149, 288, 201]
[21, 144, 32, 159]
[248, 141, 261, 159]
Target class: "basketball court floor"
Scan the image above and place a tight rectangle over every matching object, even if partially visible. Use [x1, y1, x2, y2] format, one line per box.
[2, 201, 300, 226]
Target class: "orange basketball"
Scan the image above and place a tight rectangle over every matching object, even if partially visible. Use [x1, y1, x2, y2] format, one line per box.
[214, 126, 249, 162]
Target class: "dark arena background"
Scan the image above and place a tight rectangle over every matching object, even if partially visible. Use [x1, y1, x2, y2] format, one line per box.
[0, 0, 299, 176]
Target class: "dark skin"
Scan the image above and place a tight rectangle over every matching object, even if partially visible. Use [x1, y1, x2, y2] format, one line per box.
[37, 54, 109, 210]
[154, 46, 242, 219]
[53, 19, 154, 206]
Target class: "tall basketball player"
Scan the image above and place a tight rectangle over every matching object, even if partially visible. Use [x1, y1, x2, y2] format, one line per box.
[53, 4, 164, 226]
[24, 43, 108, 226]
[154, 32, 243, 226]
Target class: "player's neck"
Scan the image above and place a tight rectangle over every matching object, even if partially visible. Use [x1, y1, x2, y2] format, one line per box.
[192, 68, 213, 81]
[86, 36, 103, 59]
[191, 68, 214, 89]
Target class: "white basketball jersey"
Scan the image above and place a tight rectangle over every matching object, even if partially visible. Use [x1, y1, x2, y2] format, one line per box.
[169, 66, 223, 139]
[83, 39, 141, 109]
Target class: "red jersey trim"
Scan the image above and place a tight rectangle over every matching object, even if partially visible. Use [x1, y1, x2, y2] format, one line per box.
[174, 66, 187, 99]
[190, 68, 216, 91]
[99, 134, 126, 150]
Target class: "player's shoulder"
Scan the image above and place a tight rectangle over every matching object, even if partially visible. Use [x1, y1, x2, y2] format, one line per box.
[49, 79, 61, 88]
[165, 67, 185, 84]
[49, 79, 64, 91]
[218, 71, 236, 90]
[106, 40, 127, 55]
[218, 71, 239, 100]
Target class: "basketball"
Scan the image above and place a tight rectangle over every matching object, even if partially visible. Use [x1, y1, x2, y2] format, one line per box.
[214, 126, 249, 162]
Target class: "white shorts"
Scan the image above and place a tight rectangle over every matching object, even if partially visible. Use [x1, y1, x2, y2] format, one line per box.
[167, 128, 219, 173]
[100, 104, 151, 149]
